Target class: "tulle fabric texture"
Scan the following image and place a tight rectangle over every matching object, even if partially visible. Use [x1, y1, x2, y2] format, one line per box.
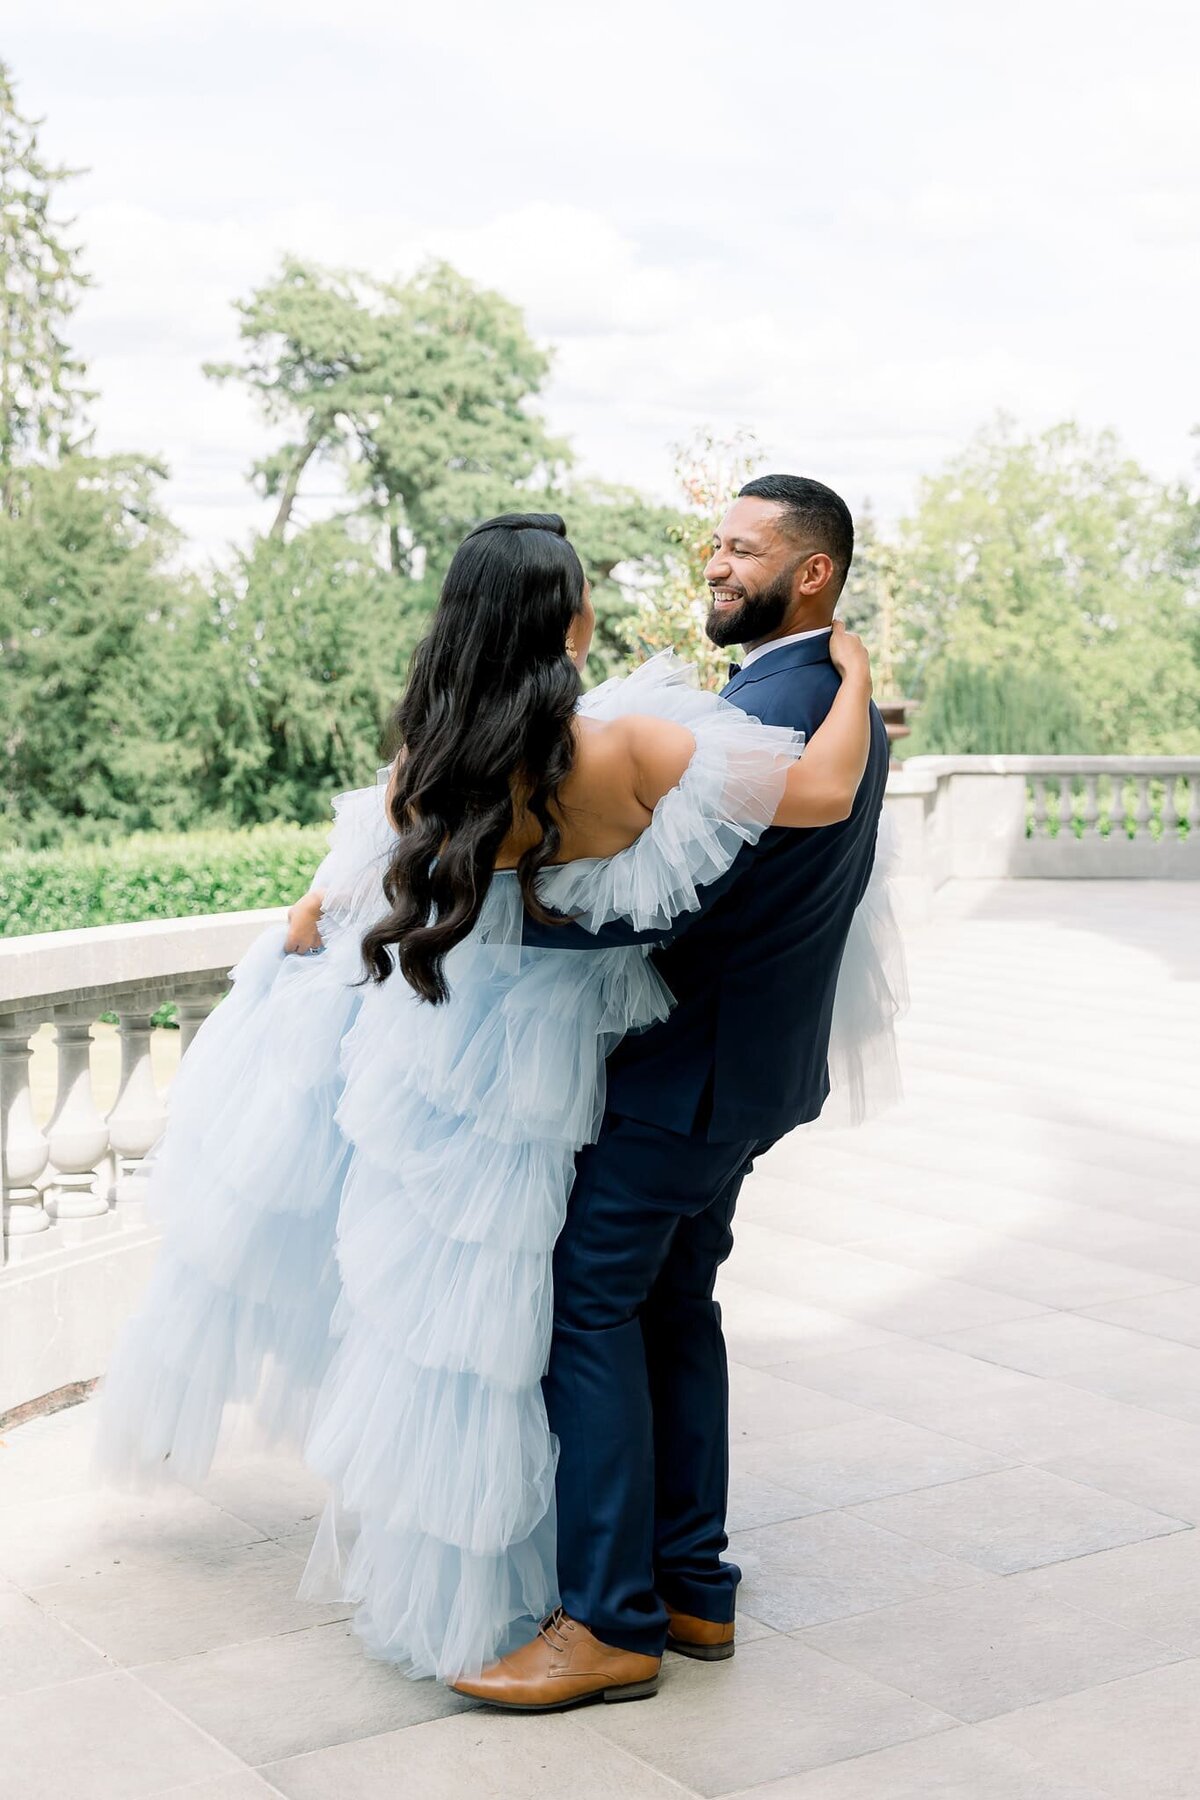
[87, 649, 904, 1682]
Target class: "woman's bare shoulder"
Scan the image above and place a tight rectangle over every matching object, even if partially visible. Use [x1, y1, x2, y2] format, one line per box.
[570, 713, 696, 814]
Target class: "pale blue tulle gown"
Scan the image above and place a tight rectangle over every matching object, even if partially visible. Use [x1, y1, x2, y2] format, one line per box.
[89, 652, 906, 1682]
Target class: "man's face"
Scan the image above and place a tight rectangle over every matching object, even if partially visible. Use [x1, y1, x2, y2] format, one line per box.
[703, 497, 805, 648]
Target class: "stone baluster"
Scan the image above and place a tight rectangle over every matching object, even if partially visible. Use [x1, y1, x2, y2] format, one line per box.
[1132, 775, 1153, 841]
[1030, 777, 1048, 838]
[1165, 772, 1190, 842]
[45, 1017, 111, 1219]
[0, 1026, 52, 1253]
[106, 1010, 168, 1208]
[1080, 774, 1102, 839]
[175, 990, 225, 1060]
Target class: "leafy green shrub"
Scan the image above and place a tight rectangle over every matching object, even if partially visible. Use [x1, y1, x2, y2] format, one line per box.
[905, 660, 1096, 757]
[0, 825, 330, 937]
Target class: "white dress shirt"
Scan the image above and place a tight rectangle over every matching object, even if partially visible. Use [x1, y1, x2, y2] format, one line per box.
[738, 625, 833, 672]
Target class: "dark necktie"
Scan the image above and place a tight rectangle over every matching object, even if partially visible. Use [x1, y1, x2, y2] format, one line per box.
[727, 661, 742, 679]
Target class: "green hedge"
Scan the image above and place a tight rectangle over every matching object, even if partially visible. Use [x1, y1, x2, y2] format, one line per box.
[0, 825, 331, 937]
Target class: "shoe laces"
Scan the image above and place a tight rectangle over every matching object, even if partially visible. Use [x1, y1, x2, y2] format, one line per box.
[538, 1606, 573, 1650]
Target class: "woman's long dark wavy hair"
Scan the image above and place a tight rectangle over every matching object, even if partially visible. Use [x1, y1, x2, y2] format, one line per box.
[360, 513, 586, 1004]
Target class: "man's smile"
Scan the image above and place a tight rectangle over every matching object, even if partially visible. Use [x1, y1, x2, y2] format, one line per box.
[708, 586, 746, 612]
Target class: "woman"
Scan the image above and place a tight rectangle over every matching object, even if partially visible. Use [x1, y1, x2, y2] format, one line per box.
[90, 512, 898, 1685]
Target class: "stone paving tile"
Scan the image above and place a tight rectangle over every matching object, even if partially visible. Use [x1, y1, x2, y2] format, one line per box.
[585, 1633, 957, 1798]
[780, 1335, 1050, 1416]
[153, 1777, 286, 1800]
[261, 1711, 697, 1800]
[136, 1617, 470, 1766]
[874, 1094, 1198, 1190]
[725, 1470, 827, 1533]
[797, 1580, 1187, 1723]
[929, 1311, 1200, 1424]
[0, 1484, 269, 1589]
[717, 1724, 1117, 1797]
[4, 1668, 243, 1800]
[727, 1363, 875, 1443]
[981, 1657, 1200, 1799]
[1078, 1284, 1200, 1349]
[197, 1450, 332, 1541]
[789, 1335, 1182, 1462]
[0, 1586, 113, 1694]
[876, 1063, 1195, 1179]
[1040, 1415, 1200, 1525]
[716, 1277, 905, 1366]
[1007, 1526, 1200, 1655]
[718, 1610, 775, 1647]
[28, 1536, 352, 1666]
[846, 1216, 1187, 1311]
[0, 1398, 108, 1505]
[727, 1221, 1050, 1338]
[729, 1509, 995, 1633]
[733, 1412, 1013, 1507]
[846, 1465, 1190, 1575]
[737, 1172, 917, 1245]
[772, 1130, 1200, 1271]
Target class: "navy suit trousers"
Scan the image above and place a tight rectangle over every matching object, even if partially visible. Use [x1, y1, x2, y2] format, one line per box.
[542, 1110, 776, 1655]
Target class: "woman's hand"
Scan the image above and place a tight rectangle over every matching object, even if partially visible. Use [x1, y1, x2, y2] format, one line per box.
[828, 619, 871, 689]
[284, 889, 326, 955]
[771, 623, 875, 828]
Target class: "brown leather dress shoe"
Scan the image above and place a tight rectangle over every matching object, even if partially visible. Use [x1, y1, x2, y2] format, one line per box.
[664, 1599, 736, 1661]
[448, 1608, 661, 1712]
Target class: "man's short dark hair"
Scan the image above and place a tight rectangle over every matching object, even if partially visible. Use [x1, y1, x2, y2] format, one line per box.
[738, 474, 854, 597]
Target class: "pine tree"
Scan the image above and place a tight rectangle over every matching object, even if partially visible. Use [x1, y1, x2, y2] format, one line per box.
[0, 61, 95, 516]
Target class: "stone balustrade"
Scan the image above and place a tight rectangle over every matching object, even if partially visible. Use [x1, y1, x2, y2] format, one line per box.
[0, 911, 286, 1269]
[885, 756, 1199, 917]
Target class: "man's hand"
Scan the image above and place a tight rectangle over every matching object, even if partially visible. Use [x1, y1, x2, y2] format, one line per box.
[284, 889, 326, 954]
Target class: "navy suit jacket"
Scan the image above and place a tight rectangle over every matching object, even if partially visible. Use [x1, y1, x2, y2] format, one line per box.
[522, 636, 891, 1143]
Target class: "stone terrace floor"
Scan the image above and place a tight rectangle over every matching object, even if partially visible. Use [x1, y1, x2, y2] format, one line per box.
[3, 880, 1199, 1800]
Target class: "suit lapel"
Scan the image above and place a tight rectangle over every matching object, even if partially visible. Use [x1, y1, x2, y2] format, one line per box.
[722, 636, 834, 701]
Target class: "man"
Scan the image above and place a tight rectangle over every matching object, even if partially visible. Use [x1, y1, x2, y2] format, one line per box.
[450, 474, 892, 1711]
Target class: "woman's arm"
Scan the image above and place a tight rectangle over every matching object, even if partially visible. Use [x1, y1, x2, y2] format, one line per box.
[772, 622, 872, 827]
[284, 889, 325, 953]
[623, 622, 873, 829]
[284, 753, 407, 954]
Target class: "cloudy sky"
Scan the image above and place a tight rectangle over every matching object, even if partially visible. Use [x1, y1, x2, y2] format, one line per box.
[5, 0, 1198, 563]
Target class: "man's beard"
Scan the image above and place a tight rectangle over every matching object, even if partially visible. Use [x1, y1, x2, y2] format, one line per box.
[704, 567, 794, 648]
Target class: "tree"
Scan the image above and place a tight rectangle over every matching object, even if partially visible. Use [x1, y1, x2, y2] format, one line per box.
[894, 417, 1200, 753]
[905, 660, 1094, 756]
[0, 66, 214, 846]
[556, 478, 682, 679]
[628, 429, 763, 690]
[206, 259, 568, 581]
[0, 458, 207, 845]
[194, 519, 407, 826]
[0, 62, 94, 516]
[208, 255, 686, 685]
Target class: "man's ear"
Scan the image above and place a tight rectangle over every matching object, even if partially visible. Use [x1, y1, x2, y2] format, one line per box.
[799, 552, 835, 596]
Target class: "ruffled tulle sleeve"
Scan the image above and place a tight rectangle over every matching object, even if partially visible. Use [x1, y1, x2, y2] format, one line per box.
[535, 650, 805, 932]
[817, 804, 909, 1129]
[307, 777, 397, 934]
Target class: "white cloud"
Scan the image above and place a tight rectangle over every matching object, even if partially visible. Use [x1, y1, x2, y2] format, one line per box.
[3, 0, 1196, 561]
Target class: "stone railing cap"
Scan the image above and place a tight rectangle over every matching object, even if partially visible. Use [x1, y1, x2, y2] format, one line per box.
[0, 908, 287, 1011]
